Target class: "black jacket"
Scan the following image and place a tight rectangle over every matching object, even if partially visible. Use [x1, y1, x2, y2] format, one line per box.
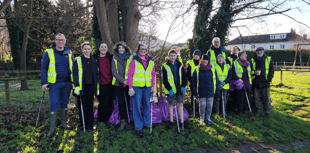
[250, 54, 274, 89]
[162, 60, 187, 95]
[186, 59, 199, 84]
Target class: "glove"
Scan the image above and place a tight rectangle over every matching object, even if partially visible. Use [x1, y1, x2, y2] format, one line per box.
[220, 82, 225, 89]
[169, 89, 174, 97]
[74, 87, 81, 96]
[181, 87, 186, 95]
[129, 88, 135, 96]
[97, 89, 100, 96]
[151, 87, 156, 93]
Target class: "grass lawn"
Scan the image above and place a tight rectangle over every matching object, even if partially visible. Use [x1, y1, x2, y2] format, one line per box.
[0, 71, 310, 152]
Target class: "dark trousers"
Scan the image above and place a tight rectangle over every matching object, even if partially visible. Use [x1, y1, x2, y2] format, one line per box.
[227, 90, 237, 112]
[77, 84, 94, 130]
[97, 83, 114, 122]
[115, 86, 130, 120]
[236, 88, 250, 113]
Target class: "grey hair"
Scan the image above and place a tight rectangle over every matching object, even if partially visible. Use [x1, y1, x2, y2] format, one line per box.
[55, 33, 65, 40]
[212, 37, 220, 45]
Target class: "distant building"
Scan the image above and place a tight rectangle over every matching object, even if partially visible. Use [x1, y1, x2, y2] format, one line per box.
[226, 29, 309, 50]
[172, 43, 186, 49]
[138, 32, 173, 51]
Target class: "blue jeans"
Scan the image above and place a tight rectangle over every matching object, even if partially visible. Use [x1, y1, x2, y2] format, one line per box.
[199, 97, 214, 122]
[48, 82, 72, 112]
[132, 87, 151, 130]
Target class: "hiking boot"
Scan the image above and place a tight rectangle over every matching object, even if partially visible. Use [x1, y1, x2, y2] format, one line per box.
[118, 120, 128, 132]
[47, 111, 57, 137]
[59, 108, 71, 130]
[169, 121, 174, 129]
[207, 119, 214, 125]
[136, 130, 144, 137]
[104, 121, 113, 128]
[98, 122, 105, 127]
[181, 122, 191, 129]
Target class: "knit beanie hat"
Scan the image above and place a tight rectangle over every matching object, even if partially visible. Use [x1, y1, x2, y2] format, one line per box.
[193, 50, 201, 57]
[202, 54, 210, 61]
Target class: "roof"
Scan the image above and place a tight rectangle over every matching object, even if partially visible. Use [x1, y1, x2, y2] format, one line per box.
[227, 32, 308, 45]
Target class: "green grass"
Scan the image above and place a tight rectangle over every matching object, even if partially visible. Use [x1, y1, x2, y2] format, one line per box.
[0, 71, 310, 152]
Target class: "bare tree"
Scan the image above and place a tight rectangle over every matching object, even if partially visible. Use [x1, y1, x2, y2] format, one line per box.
[0, 0, 12, 13]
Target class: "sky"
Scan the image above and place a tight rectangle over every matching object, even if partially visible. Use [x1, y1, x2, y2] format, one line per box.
[155, 0, 310, 44]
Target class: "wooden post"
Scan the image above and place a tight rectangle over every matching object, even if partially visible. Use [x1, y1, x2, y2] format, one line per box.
[280, 70, 283, 84]
[5, 80, 10, 110]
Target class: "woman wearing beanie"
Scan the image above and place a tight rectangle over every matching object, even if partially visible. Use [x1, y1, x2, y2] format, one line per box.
[192, 55, 220, 125]
[111, 41, 133, 131]
[186, 49, 201, 116]
[128, 44, 156, 136]
[231, 51, 252, 116]
[213, 54, 232, 116]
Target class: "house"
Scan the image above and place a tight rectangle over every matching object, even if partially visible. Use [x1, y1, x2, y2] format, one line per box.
[138, 32, 173, 51]
[226, 29, 310, 50]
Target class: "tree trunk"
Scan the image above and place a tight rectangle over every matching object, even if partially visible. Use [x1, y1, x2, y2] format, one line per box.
[94, 0, 118, 51]
[119, 0, 141, 51]
[20, 0, 33, 90]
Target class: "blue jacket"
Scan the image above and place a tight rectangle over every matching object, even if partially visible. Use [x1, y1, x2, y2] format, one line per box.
[41, 45, 73, 85]
[73, 55, 99, 96]
[192, 66, 220, 98]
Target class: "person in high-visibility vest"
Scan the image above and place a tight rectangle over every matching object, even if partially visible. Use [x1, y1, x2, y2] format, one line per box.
[250, 47, 274, 116]
[128, 44, 156, 136]
[111, 41, 133, 132]
[231, 51, 252, 116]
[227, 45, 240, 67]
[164, 45, 184, 67]
[207, 37, 229, 66]
[93, 41, 114, 127]
[186, 49, 201, 115]
[226, 45, 240, 113]
[73, 42, 100, 132]
[192, 55, 220, 125]
[41, 33, 74, 137]
[162, 49, 190, 130]
[213, 54, 232, 117]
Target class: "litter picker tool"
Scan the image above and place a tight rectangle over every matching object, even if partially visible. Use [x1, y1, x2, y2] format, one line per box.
[270, 97, 276, 110]
[80, 95, 86, 132]
[174, 95, 180, 133]
[222, 90, 225, 119]
[150, 92, 153, 133]
[36, 87, 48, 127]
[244, 87, 255, 120]
[124, 93, 130, 123]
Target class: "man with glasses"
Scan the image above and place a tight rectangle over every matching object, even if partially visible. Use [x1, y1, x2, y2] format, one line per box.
[41, 33, 74, 137]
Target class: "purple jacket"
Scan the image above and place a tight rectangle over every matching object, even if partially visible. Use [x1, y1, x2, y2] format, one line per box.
[231, 59, 252, 91]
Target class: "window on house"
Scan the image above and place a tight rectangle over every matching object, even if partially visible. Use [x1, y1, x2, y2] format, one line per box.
[280, 44, 285, 49]
[251, 45, 255, 49]
[242, 45, 246, 49]
[270, 45, 274, 49]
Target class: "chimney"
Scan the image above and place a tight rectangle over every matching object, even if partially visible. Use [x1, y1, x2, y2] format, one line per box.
[303, 34, 307, 40]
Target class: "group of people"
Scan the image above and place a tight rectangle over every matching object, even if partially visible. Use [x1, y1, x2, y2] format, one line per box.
[41, 33, 274, 137]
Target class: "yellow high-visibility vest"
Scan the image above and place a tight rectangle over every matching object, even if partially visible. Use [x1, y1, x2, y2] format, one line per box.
[213, 63, 230, 90]
[162, 62, 184, 94]
[251, 56, 271, 80]
[194, 66, 216, 94]
[186, 59, 196, 77]
[75, 56, 99, 95]
[112, 55, 133, 85]
[234, 60, 252, 85]
[132, 60, 154, 87]
[46, 48, 73, 83]
[209, 49, 227, 65]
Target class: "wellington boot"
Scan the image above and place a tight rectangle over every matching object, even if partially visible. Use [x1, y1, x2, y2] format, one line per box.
[47, 111, 57, 137]
[59, 108, 71, 130]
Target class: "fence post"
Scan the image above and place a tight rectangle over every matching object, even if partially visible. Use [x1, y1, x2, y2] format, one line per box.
[5, 80, 10, 110]
[280, 70, 283, 84]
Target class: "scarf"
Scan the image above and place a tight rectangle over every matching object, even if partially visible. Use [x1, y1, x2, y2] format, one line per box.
[118, 51, 127, 60]
[240, 59, 247, 66]
[200, 63, 212, 71]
